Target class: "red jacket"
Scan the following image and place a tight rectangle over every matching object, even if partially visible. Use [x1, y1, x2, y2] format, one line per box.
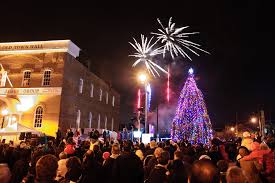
[64, 144, 75, 155]
[263, 151, 275, 181]
[241, 149, 271, 165]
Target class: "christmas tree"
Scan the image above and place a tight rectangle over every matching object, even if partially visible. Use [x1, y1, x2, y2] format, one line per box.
[171, 68, 213, 144]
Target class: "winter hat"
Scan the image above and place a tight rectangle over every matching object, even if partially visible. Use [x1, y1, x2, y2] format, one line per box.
[251, 142, 260, 151]
[199, 155, 212, 160]
[103, 152, 110, 160]
[243, 132, 251, 138]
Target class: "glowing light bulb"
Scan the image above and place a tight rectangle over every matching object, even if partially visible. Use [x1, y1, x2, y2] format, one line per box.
[188, 68, 194, 75]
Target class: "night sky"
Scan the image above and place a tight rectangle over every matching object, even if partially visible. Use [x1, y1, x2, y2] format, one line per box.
[0, 2, 273, 129]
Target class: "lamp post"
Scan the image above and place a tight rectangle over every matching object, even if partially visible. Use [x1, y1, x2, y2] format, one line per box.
[138, 73, 148, 133]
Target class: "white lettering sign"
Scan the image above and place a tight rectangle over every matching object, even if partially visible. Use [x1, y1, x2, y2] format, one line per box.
[0, 87, 62, 95]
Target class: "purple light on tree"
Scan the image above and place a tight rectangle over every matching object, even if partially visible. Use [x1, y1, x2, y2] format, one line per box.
[171, 68, 213, 144]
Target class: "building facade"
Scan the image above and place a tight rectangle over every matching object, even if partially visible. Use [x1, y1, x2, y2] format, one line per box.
[0, 40, 120, 138]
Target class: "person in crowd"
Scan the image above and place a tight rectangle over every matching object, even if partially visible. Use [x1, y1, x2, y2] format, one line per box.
[147, 151, 170, 183]
[64, 137, 75, 156]
[145, 140, 157, 157]
[102, 151, 110, 165]
[144, 147, 164, 179]
[10, 148, 31, 183]
[262, 137, 275, 182]
[167, 150, 188, 183]
[226, 166, 248, 183]
[56, 152, 68, 181]
[241, 131, 253, 151]
[240, 141, 270, 167]
[65, 129, 74, 141]
[0, 162, 11, 183]
[80, 151, 104, 183]
[135, 149, 144, 161]
[35, 154, 58, 183]
[102, 144, 120, 183]
[217, 160, 229, 183]
[190, 159, 220, 183]
[89, 130, 100, 151]
[112, 140, 144, 183]
[236, 146, 250, 167]
[61, 156, 82, 183]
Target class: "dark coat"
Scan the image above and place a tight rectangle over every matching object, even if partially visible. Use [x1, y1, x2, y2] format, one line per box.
[167, 160, 188, 183]
[112, 151, 144, 183]
[147, 165, 168, 183]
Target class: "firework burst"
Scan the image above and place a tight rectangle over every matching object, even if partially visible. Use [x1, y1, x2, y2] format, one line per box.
[129, 34, 167, 77]
[151, 17, 210, 60]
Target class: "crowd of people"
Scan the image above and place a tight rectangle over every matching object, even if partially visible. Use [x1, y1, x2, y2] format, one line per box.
[0, 129, 274, 183]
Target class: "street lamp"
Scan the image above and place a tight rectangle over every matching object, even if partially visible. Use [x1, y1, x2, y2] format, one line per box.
[137, 73, 149, 134]
[230, 127, 235, 132]
[251, 117, 257, 123]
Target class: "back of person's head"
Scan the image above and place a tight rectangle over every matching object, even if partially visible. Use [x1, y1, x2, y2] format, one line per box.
[66, 156, 82, 182]
[0, 163, 11, 183]
[154, 147, 163, 158]
[135, 149, 144, 161]
[217, 160, 229, 173]
[122, 141, 131, 152]
[226, 166, 247, 183]
[158, 151, 170, 165]
[112, 144, 120, 155]
[59, 152, 67, 159]
[238, 146, 249, 157]
[36, 154, 58, 181]
[190, 159, 220, 183]
[174, 150, 184, 161]
[67, 137, 74, 145]
[165, 140, 170, 146]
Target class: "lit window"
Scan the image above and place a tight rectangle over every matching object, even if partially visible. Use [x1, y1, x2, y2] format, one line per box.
[111, 117, 114, 131]
[97, 113, 101, 129]
[76, 110, 81, 129]
[89, 112, 93, 128]
[106, 92, 109, 104]
[22, 70, 31, 86]
[90, 83, 94, 97]
[79, 78, 83, 94]
[104, 115, 107, 129]
[42, 70, 51, 86]
[34, 106, 43, 128]
[112, 96, 115, 107]
[99, 89, 102, 101]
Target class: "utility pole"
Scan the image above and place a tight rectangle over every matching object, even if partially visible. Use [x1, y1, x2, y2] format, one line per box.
[156, 103, 159, 142]
[235, 112, 238, 137]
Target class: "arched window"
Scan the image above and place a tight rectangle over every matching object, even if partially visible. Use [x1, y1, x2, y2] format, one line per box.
[34, 106, 43, 128]
[22, 70, 31, 86]
[42, 70, 51, 86]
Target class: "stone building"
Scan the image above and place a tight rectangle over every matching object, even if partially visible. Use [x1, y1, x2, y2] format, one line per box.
[0, 40, 120, 139]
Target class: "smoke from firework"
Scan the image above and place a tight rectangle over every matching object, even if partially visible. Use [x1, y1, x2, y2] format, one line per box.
[148, 102, 177, 134]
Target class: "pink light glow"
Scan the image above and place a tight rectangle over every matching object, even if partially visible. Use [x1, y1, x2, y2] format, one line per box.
[137, 89, 141, 109]
[167, 66, 170, 102]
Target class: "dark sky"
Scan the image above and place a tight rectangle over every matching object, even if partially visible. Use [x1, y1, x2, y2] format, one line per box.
[0, 2, 273, 128]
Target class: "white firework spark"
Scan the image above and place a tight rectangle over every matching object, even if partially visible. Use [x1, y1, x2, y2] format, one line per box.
[129, 34, 168, 77]
[151, 17, 210, 60]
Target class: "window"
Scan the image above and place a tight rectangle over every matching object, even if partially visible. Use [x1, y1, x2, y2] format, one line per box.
[112, 96, 115, 107]
[42, 70, 51, 86]
[79, 78, 84, 94]
[22, 70, 31, 86]
[34, 106, 43, 128]
[76, 110, 81, 129]
[97, 114, 101, 129]
[89, 112, 92, 128]
[106, 92, 109, 104]
[99, 89, 102, 101]
[90, 83, 94, 97]
[104, 115, 107, 129]
[111, 117, 114, 131]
